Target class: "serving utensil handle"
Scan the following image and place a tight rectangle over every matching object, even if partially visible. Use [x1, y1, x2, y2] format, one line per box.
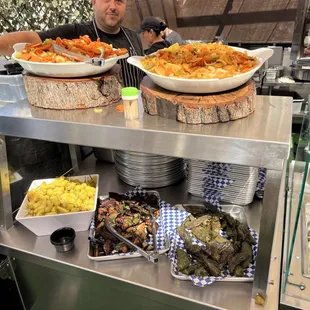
[105, 220, 159, 264]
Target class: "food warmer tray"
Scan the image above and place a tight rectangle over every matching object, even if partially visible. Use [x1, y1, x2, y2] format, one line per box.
[168, 204, 258, 283]
[88, 193, 170, 262]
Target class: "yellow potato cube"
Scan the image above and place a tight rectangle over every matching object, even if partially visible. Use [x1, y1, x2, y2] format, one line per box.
[25, 176, 96, 217]
[45, 205, 52, 213]
[56, 206, 69, 214]
[45, 212, 57, 215]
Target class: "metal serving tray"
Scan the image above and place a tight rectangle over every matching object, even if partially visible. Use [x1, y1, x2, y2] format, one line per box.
[188, 177, 258, 190]
[187, 160, 257, 172]
[188, 186, 256, 206]
[169, 203, 257, 284]
[188, 169, 259, 180]
[88, 192, 170, 262]
[114, 151, 186, 188]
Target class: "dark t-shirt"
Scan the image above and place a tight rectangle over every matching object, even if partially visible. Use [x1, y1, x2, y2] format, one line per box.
[38, 21, 144, 88]
[166, 30, 183, 45]
[145, 40, 171, 55]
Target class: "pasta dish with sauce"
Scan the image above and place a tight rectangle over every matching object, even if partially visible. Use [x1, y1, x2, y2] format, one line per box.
[140, 42, 258, 79]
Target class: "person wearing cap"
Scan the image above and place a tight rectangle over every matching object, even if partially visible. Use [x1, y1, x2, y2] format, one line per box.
[0, 0, 144, 89]
[156, 17, 183, 45]
[137, 17, 171, 55]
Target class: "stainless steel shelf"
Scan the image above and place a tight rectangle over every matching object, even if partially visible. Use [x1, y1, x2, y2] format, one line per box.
[263, 79, 310, 87]
[0, 96, 291, 170]
[0, 157, 263, 310]
[0, 95, 290, 307]
[293, 112, 306, 118]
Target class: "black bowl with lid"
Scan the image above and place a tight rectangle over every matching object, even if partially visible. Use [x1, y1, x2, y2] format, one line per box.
[50, 227, 76, 252]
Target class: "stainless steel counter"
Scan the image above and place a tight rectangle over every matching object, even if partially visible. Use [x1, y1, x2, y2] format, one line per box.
[0, 96, 291, 170]
[0, 95, 291, 308]
[0, 158, 263, 310]
[263, 79, 310, 87]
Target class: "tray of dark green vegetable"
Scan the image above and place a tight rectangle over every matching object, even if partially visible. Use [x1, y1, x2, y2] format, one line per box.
[160, 203, 258, 286]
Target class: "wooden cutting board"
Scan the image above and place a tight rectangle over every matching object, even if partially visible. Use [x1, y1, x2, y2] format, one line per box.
[24, 64, 122, 110]
[140, 77, 256, 124]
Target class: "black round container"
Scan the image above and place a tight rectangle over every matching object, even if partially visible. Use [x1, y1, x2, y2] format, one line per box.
[50, 227, 76, 252]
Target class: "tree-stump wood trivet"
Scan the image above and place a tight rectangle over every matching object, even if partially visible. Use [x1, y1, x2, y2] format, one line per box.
[24, 64, 122, 110]
[140, 77, 256, 124]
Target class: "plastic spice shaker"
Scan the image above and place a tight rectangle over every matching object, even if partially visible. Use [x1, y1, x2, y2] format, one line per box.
[121, 87, 139, 120]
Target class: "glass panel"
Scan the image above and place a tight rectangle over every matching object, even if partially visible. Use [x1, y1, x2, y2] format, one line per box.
[296, 102, 310, 162]
[283, 110, 310, 303]
[285, 147, 309, 283]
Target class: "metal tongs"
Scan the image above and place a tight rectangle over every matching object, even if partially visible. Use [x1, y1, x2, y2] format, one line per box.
[53, 44, 105, 66]
[105, 217, 159, 264]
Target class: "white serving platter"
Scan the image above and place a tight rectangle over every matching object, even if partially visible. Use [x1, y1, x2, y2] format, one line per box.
[16, 174, 99, 236]
[127, 46, 273, 93]
[12, 43, 128, 78]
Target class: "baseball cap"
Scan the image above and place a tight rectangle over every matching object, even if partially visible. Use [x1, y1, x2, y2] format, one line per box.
[136, 16, 166, 34]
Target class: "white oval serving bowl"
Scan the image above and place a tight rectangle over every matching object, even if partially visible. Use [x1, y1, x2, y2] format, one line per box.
[127, 46, 273, 93]
[12, 43, 128, 78]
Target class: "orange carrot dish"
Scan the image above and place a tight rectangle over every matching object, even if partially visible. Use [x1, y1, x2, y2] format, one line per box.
[140, 42, 258, 79]
[15, 35, 128, 63]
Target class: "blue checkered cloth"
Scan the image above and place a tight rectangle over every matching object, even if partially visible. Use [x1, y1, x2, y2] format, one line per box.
[203, 162, 232, 173]
[160, 202, 259, 287]
[203, 175, 234, 189]
[203, 189, 223, 208]
[125, 185, 148, 198]
[201, 162, 233, 207]
[256, 168, 267, 191]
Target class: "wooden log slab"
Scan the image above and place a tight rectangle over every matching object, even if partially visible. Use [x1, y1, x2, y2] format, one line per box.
[24, 64, 122, 110]
[141, 77, 256, 124]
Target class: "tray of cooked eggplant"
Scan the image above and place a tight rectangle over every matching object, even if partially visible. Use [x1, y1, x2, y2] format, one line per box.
[88, 191, 170, 262]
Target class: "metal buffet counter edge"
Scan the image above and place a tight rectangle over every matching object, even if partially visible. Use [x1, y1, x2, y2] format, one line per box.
[281, 161, 310, 309]
[0, 96, 291, 310]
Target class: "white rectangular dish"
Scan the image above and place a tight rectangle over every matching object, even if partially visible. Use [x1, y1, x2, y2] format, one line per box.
[16, 174, 99, 236]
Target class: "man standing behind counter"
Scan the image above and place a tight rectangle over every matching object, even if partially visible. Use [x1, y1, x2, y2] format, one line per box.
[0, 0, 144, 88]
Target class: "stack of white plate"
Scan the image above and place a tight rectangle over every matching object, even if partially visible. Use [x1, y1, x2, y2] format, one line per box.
[187, 160, 258, 205]
[114, 151, 186, 188]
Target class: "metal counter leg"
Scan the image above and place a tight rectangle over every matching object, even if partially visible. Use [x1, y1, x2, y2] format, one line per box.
[0, 136, 13, 231]
[69, 145, 82, 174]
[8, 257, 26, 310]
[252, 167, 285, 302]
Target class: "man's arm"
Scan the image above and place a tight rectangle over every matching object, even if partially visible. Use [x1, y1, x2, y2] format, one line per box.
[0, 31, 41, 57]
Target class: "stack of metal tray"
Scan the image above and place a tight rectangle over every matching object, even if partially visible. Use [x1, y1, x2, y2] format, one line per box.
[187, 160, 258, 205]
[114, 151, 186, 188]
